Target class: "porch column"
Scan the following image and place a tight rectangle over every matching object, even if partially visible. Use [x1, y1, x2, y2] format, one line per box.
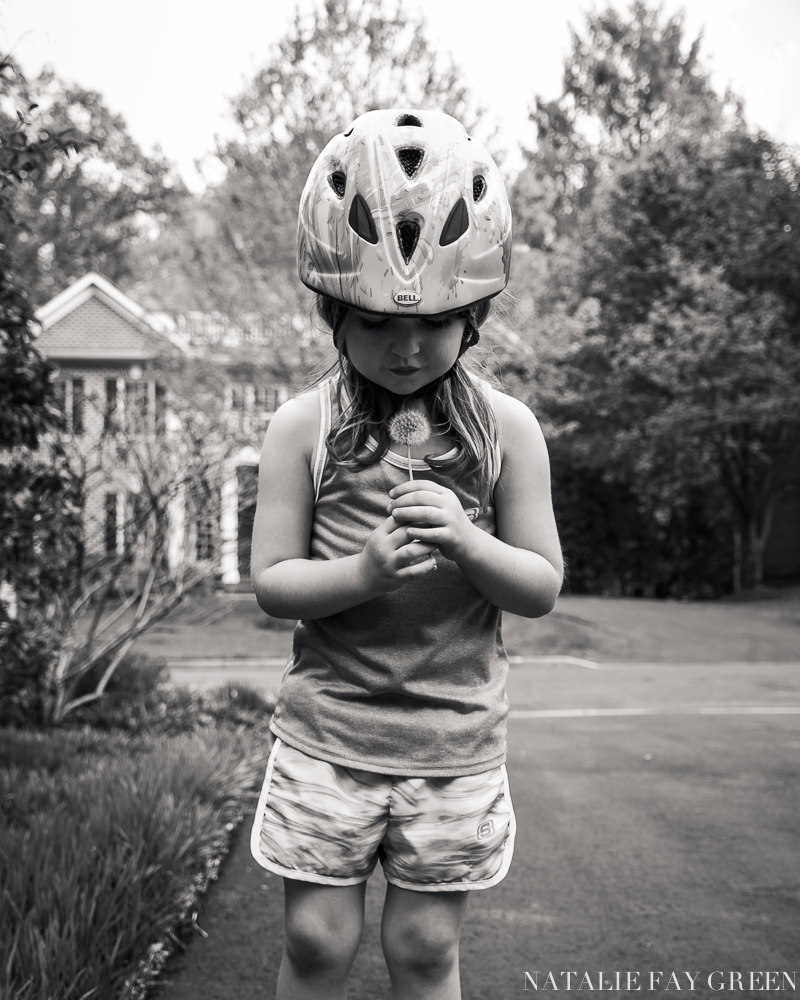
[167, 485, 186, 576]
[219, 466, 240, 586]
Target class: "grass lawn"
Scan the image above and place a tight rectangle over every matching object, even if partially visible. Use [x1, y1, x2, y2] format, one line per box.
[134, 587, 800, 668]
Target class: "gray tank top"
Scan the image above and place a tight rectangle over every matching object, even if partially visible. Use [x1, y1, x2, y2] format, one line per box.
[269, 375, 509, 777]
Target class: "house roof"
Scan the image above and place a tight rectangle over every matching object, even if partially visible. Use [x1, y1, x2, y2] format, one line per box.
[34, 272, 182, 363]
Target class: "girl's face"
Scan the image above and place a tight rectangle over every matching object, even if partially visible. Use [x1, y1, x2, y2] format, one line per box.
[341, 310, 467, 395]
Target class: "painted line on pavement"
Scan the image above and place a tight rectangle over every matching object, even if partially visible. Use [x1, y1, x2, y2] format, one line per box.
[508, 655, 600, 669]
[509, 706, 800, 719]
[166, 657, 800, 673]
[168, 657, 289, 670]
[593, 661, 800, 670]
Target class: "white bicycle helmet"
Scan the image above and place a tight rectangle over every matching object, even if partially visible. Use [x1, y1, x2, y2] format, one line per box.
[297, 109, 512, 315]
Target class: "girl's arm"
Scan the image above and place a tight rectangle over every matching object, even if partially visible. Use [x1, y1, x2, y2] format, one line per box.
[387, 391, 564, 618]
[251, 393, 438, 620]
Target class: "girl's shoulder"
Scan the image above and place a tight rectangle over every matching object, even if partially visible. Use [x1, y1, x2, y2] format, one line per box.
[262, 386, 321, 467]
[480, 381, 547, 459]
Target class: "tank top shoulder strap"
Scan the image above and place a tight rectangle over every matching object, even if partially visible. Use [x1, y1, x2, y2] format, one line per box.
[466, 371, 503, 488]
[311, 377, 335, 503]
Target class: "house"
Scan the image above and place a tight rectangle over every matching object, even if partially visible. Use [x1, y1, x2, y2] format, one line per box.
[34, 272, 284, 587]
[34, 273, 799, 594]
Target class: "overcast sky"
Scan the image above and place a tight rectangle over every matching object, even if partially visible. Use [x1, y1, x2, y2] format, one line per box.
[2, 0, 799, 191]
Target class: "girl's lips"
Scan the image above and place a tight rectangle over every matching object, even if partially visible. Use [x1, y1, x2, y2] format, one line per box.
[390, 367, 422, 376]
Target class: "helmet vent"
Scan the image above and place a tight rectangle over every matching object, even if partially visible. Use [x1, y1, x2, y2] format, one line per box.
[439, 198, 469, 247]
[348, 194, 379, 244]
[473, 175, 487, 201]
[396, 113, 423, 128]
[329, 171, 346, 198]
[396, 147, 424, 178]
[396, 220, 420, 263]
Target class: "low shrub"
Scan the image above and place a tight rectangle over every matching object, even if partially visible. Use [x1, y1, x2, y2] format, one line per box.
[69, 655, 275, 735]
[0, 727, 266, 1000]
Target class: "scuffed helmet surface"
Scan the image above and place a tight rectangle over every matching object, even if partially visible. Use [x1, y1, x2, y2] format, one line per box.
[297, 109, 512, 315]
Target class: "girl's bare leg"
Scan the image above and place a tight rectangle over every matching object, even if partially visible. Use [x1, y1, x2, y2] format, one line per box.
[277, 878, 366, 1000]
[380, 883, 469, 1000]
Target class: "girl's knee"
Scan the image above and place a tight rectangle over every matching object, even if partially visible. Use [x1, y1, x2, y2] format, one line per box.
[283, 881, 364, 977]
[382, 914, 461, 978]
[284, 911, 361, 976]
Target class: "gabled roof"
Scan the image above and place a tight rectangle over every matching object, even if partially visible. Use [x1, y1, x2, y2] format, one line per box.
[34, 272, 183, 362]
[36, 272, 153, 332]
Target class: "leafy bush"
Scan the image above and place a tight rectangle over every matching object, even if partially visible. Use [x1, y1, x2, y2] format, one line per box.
[68, 653, 275, 734]
[0, 612, 59, 727]
[0, 727, 266, 1000]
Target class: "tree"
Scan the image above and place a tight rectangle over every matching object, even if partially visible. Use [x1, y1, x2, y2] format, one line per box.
[1, 356, 245, 726]
[530, 141, 800, 593]
[0, 58, 89, 447]
[6, 67, 184, 308]
[143, 0, 480, 335]
[511, 0, 723, 244]
[0, 60, 237, 724]
[508, 3, 800, 594]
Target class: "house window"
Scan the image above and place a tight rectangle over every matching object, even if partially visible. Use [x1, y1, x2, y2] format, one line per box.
[155, 383, 166, 429]
[72, 378, 84, 435]
[52, 380, 67, 420]
[105, 379, 118, 432]
[125, 381, 149, 432]
[104, 492, 118, 555]
[229, 383, 283, 434]
[52, 378, 84, 435]
[196, 519, 215, 561]
[104, 379, 156, 434]
[255, 386, 280, 414]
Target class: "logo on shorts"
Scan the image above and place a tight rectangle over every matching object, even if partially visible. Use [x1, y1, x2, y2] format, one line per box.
[477, 820, 495, 841]
[393, 290, 421, 306]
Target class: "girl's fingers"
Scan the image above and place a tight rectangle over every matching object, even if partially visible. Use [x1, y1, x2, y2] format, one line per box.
[396, 550, 438, 577]
[389, 479, 443, 498]
[401, 540, 438, 563]
[387, 490, 442, 511]
[391, 505, 442, 524]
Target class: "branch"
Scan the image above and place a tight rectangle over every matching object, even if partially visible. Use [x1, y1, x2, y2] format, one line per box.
[57, 565, 209, 718]
[59, 636, 136, 716]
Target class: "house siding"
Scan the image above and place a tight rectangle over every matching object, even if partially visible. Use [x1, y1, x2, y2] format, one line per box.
[37, 296, 159, 357]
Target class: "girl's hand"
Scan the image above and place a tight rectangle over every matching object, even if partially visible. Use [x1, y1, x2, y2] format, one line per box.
[358, 515, 439, 594]
[387, 480, 477, 563]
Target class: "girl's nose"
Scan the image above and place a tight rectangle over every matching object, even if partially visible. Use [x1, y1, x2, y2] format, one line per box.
[390, 326, 422, 359]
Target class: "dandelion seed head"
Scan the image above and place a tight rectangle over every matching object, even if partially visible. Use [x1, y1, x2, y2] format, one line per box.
[388, 409, 431, 447]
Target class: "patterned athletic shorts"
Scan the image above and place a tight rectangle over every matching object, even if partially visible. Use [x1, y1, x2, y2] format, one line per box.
[250, 738, 516, 891]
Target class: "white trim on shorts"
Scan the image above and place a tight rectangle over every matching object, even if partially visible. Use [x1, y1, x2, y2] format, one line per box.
[384, 764, 516, 893]
[249, 737, 376, 886]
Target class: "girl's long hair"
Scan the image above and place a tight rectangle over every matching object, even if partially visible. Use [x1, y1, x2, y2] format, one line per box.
[316, 295, 501, 500]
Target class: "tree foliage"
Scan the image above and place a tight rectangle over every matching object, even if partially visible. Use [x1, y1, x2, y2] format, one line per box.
[506, 2, 800, 594]
[1, 359, 243, 726]
[141, 0, 479, 330]
[0, 58, 87, 447]
[511, 1, 723, 246]
[5, 67, 184, 308]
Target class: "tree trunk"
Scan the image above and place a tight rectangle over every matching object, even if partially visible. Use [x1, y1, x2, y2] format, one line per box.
[739, 496, 775, 591]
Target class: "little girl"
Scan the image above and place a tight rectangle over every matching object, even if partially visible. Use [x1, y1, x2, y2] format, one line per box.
[250, 109, 563, 1000]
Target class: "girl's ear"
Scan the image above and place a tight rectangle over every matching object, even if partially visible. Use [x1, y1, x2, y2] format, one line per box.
[317, 294, 348, 334]
[472, 300, 491, 328]
[460, 320, 480, 354]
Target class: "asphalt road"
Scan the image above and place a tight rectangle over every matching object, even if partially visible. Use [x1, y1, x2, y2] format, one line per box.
[153, 659, 800, 1000]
